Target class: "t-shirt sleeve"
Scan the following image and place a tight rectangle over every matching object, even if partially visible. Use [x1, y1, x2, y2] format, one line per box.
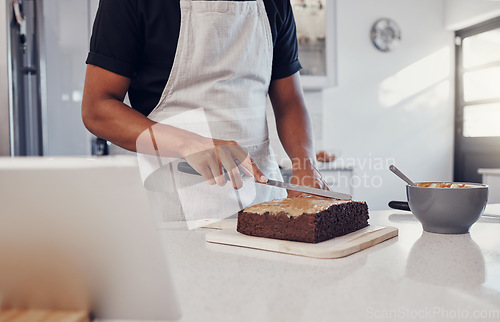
[85, 0, 142, 78]
[271, 1, 302, 80]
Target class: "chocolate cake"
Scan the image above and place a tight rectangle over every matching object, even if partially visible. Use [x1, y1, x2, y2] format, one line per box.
[237, 197, 369, 243]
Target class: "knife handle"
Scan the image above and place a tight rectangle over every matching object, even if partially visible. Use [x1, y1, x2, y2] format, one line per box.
[177, 162, 201, 176]
[388, 201, 411, 211]
[177, 161, 232, 180]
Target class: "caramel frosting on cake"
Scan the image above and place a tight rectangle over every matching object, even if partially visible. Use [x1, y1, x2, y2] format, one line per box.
[243, 196, 352, 217]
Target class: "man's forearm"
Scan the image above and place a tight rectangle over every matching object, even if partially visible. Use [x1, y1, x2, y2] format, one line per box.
[269, 73, 331, 193]
[274, 102, 316, 170]
[268, 73, 316, 170]
[82, 97, 152, 152]
[82, 98, 204, 158]
[82, 65, 199, 158]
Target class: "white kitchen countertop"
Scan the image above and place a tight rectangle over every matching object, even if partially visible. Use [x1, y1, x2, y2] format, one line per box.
[159, 208, 500, 322]
[479, 169, 500, 175]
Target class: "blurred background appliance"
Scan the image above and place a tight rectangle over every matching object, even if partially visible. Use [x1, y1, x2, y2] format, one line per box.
[0, 0, 98, 157]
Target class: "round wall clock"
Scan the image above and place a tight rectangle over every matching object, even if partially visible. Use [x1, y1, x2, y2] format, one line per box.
[370, 18, 401, 52]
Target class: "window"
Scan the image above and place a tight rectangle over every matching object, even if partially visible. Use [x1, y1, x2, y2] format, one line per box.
[459, 25, 500, 137]
[454, 17, 500, 182]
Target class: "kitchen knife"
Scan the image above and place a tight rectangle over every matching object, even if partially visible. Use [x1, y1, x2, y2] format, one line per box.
[177, 161, 352, 200]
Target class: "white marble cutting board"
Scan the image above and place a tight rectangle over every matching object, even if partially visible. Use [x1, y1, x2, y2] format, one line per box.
[205, 224, 398, 259]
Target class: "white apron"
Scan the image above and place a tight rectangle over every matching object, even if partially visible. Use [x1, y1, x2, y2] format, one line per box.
[137, 0, 286, 224]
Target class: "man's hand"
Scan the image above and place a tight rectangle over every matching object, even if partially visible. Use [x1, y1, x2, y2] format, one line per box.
[183, 136, 268, 190]
[134, 120, 267, 190]
[288, 158, 331, 198]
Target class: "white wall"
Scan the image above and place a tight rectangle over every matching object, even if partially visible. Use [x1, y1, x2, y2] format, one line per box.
[445, 0, 500, 30]
[313, 0, 454, 210]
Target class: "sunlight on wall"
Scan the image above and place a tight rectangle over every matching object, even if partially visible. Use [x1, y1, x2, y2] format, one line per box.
[379, 47, 451, 108]
[400, 80, 450, 112]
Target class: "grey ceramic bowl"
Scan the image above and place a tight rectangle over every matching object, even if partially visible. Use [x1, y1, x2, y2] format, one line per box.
[407, 182, 488, 234]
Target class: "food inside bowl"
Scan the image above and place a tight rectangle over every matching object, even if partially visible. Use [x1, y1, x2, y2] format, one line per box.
[417, 182, 471, 188]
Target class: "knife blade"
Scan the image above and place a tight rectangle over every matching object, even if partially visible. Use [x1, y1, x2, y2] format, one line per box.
[176, 162, 352, 200]
[257, 179, 352, 200]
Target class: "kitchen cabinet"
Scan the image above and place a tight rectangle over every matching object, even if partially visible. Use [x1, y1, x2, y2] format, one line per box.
[292, 0, 337, 89]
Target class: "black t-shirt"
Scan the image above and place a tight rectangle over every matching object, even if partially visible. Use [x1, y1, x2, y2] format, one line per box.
[86, 0, 302, 116]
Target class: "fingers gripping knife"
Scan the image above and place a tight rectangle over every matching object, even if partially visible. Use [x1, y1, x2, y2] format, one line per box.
[177, 162, 352, 200]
